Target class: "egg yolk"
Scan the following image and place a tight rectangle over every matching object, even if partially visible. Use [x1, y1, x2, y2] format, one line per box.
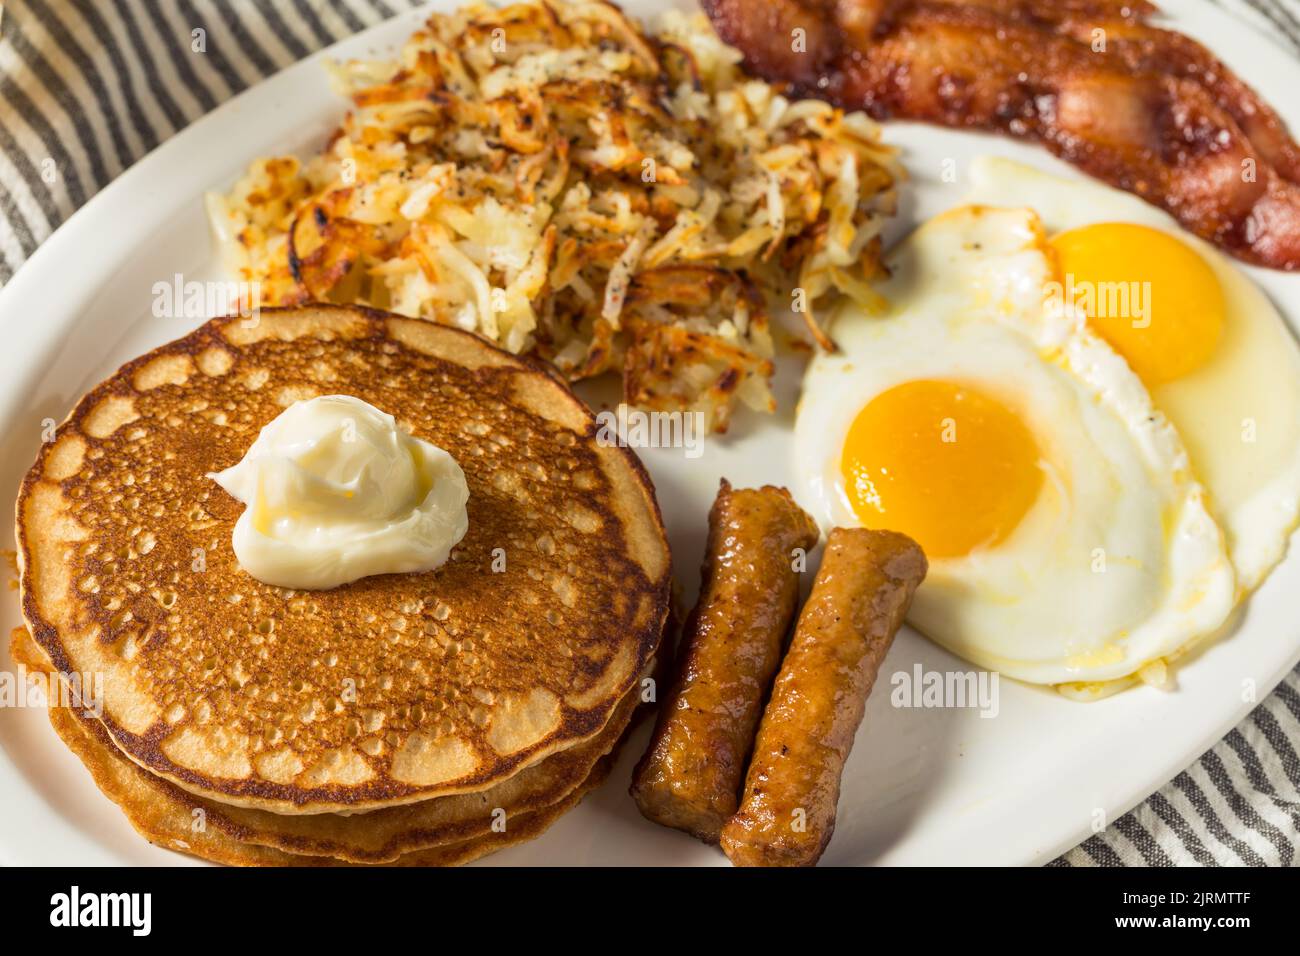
[841, 379, 1042, 558]
[1049, 222, 1225, 386]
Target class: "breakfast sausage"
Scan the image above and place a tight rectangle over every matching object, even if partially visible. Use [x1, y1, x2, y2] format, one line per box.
[630, 480, 819, 842]
[720, 527, 926, 867]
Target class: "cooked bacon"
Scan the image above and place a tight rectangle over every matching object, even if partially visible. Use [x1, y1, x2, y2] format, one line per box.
[702, 0, 1300, 270]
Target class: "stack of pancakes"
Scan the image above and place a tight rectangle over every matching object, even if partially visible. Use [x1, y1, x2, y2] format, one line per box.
[14, 306, 671, 865]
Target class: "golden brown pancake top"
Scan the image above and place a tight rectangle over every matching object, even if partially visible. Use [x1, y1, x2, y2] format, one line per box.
[18, 305, 669, 813]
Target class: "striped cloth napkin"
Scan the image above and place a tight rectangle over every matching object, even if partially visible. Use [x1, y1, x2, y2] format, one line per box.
[2, 0, 1299, 867]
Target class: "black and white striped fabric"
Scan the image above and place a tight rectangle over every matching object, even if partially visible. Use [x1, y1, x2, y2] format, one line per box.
[2, 0, 1299, 867]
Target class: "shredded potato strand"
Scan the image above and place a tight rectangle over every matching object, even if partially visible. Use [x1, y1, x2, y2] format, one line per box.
[210, 0, 897, 431]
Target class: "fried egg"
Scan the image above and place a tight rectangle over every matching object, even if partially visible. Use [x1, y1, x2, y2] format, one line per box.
[794, 205, 1236, 687]
[967, 157, 1300, 592]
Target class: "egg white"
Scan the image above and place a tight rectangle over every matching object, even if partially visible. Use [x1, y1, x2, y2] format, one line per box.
[967, 157, 1300, 593]
[795, 205, 1235, 687]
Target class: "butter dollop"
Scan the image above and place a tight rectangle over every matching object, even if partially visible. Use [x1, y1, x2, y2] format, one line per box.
[210, 395, 469, 590]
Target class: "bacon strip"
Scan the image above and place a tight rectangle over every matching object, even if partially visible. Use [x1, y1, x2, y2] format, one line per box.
[702, 0, 1300, 270]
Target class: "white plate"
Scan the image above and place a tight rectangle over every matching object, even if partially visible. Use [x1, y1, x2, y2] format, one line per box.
[1, 0, 1298, 867]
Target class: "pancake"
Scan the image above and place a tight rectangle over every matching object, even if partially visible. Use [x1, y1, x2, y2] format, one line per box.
[42, 690, 616, 867]
[17, 304, 670, 813]
[13, 623, 641, 863]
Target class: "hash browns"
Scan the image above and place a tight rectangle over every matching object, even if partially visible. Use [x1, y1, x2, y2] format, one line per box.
[208, 0, 899, 431]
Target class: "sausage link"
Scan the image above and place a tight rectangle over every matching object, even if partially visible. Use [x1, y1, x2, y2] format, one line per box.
[720, 527, 926, 866]
[630, 480, 818, 842]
